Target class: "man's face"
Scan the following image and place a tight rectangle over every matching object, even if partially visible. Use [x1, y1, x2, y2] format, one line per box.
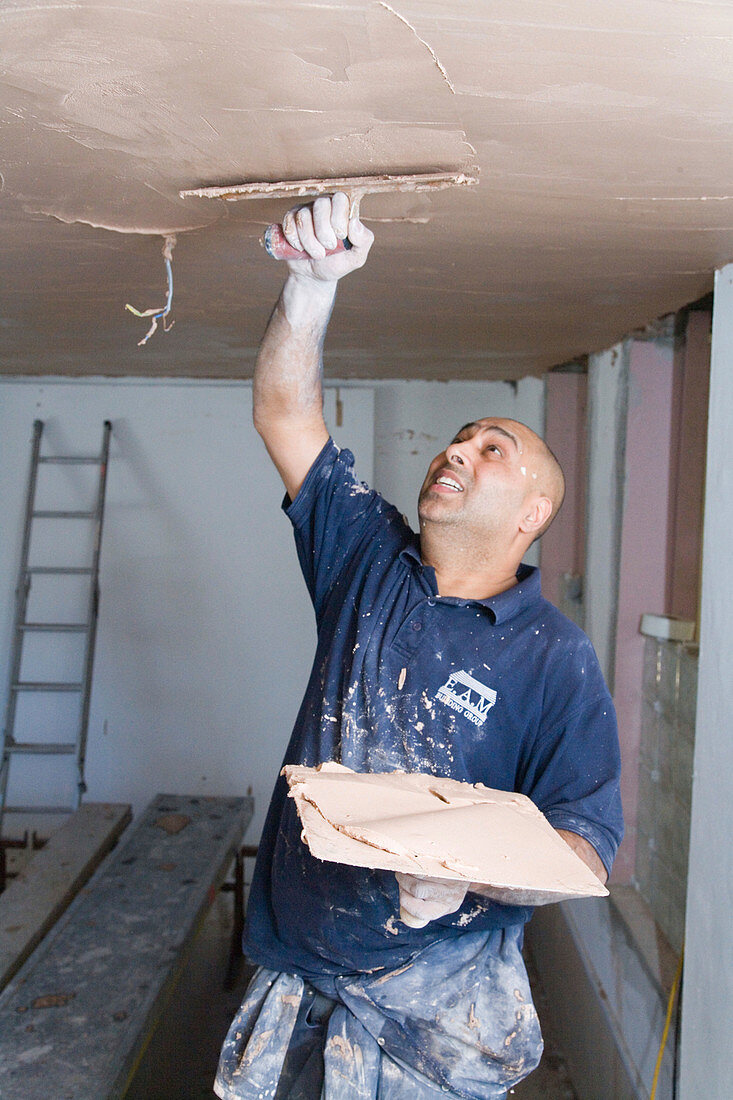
[417, 418, 544, 537]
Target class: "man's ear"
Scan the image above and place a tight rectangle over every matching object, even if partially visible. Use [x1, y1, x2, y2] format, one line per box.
[519, 494, 553, 535]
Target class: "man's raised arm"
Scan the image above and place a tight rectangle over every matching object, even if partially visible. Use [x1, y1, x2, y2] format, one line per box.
[252, 192, 374, 501]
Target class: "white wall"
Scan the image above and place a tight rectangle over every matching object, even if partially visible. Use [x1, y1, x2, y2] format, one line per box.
[0, 379, 372, 841]
[679, 264, 733, 1098]
[584, 343, 629, 690]
[1, 375, 545, 841]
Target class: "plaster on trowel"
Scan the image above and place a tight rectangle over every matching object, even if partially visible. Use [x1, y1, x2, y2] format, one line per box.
[284, 764, 609, 905]
[180, 171, 478, 259]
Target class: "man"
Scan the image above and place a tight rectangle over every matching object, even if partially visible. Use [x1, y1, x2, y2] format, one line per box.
[215, 194, 623, 1099]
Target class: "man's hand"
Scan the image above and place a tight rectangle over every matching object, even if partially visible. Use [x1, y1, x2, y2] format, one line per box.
[395, 831, 607, 926]
[396, 872, 469, 929]
[281, 193, 374, 284]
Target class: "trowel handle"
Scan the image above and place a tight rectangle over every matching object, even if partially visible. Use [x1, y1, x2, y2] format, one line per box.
[262, 225, 353, 260]
[262, 191, 362, 260]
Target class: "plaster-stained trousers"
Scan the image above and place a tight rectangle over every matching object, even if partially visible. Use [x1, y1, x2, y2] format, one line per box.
[214, 927, 542, 1100]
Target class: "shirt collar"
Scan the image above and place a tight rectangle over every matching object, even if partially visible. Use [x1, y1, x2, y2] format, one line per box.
[399, 541, 541, 625]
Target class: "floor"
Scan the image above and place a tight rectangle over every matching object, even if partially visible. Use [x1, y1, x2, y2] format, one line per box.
[512, 948, 578, 1100]
[127, 891, 578, 1099]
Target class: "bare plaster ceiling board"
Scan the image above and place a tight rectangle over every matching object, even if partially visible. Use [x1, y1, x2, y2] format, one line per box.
[0, 0, 732, 379]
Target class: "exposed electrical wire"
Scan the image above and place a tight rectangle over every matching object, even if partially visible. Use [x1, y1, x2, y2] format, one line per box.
[125, 234, 176, 346]
[649, 946, 684, 1100]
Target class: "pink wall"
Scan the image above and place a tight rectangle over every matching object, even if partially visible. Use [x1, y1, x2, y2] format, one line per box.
[667, 309, 711, 623]
[544, 329, 709, 884]
[612, 339, 675, 881]
[542, 373, 587, 607]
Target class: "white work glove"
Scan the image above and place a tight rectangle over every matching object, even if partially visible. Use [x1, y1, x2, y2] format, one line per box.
[282, 192, 374, 282]
[395, 872, 470, 929]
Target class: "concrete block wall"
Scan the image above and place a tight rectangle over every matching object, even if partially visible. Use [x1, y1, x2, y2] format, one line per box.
[636, 639, 697, 954]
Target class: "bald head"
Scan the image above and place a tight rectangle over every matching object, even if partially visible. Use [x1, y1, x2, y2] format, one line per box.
[530, 435, 565, 539]
[447, 417, 565, 541]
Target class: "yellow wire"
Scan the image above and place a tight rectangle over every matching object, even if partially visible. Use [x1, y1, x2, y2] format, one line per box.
[650, 946, 684, 1099]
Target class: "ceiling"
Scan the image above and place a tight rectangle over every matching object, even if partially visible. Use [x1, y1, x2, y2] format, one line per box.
[2, 0, 732, 381]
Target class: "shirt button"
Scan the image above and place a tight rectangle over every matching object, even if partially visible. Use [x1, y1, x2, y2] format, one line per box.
[412, 621, 423, 632]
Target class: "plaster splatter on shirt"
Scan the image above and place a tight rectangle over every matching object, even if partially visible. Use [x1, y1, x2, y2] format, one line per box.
[349, 480, 373, 496]
[457, 903, 485, 927]
[385, 915, 400, 935]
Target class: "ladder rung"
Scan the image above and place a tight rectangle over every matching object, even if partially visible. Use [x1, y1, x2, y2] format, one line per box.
[32, 510, 97, 519]
[38, 456, 103, 465]
[11, 682, 83, 692]
[26, 567, 94, 575]
[6, 742, 76, 755]
[19, 622, 88, 633]
[1, 421, 111, 827]
[3, 804, 75, 815]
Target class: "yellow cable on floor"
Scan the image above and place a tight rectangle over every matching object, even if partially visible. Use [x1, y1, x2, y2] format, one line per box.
[649, 947, 684, 1099]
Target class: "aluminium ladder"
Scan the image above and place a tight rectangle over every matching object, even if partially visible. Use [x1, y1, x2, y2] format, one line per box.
[0, 420, 112, 839]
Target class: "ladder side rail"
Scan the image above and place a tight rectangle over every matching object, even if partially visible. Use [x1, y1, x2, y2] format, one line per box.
[0, 422, 45, 832]
[74, 421, 112, 806]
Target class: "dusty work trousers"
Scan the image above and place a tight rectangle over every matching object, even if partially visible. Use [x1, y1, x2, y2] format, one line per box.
[214, 927, 542, 1099]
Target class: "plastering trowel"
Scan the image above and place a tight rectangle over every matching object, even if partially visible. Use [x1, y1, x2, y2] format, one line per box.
[180, 170, 477, 259]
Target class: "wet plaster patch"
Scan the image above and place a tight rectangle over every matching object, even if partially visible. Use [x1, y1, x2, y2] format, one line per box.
[284, 763, 608, 903]
[0, 1, 731, 378]
[1, 0, 472, 238]
[0, 0, 475, 356]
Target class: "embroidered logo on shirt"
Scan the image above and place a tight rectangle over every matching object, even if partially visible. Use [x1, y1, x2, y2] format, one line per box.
[436, 670, 498, 726]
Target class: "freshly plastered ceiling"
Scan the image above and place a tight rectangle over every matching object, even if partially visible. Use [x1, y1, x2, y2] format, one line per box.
[2, 0, 732, 380]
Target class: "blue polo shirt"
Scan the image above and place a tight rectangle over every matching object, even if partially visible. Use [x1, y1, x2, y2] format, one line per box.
[244, 440, 623, 985]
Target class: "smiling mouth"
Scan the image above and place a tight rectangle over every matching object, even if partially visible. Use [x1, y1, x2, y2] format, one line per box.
[433, 475, 464, 492]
